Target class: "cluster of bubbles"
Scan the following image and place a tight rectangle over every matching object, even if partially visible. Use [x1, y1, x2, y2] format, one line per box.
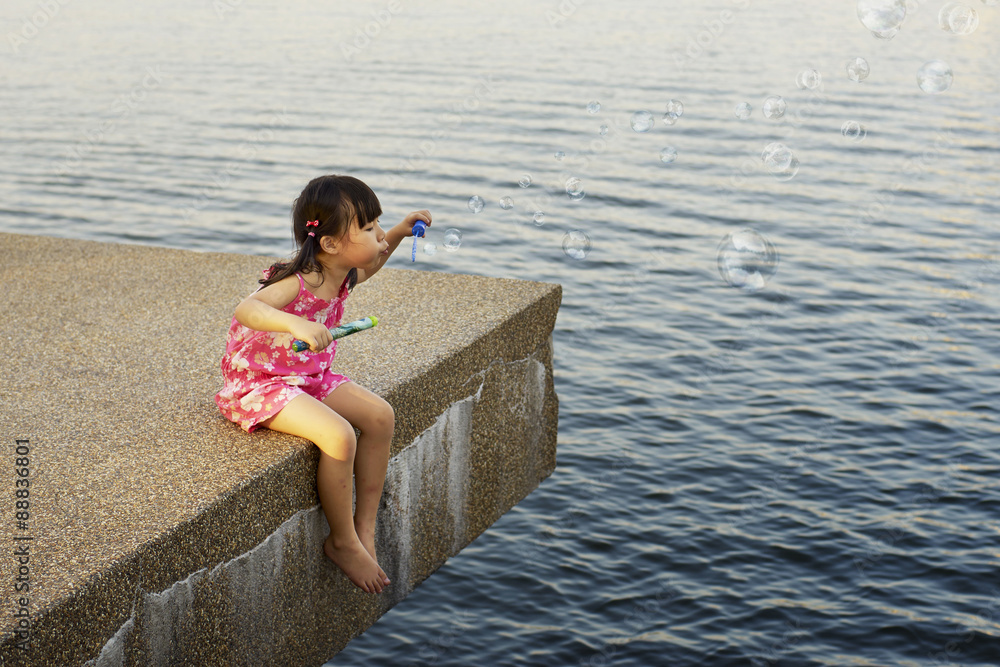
[458, 0, 991, 279]
[663, 99, 684, 125]
[717, 229, 780, 292]
[627, 101, 687, 166]
[853, 0, 980, 94]
[711, 0, 988, 290]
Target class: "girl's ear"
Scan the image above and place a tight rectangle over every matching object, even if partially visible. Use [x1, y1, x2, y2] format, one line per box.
[319, 234, 342, 254]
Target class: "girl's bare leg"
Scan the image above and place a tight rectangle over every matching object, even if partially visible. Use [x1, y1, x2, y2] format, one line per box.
[261, 393, 389, 593]
[323, 382, 394, 568]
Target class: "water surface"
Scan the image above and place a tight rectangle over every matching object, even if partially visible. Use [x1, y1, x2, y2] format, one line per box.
[2, 1, 999, 665]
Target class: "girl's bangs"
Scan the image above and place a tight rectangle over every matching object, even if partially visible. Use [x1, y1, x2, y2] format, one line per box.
[341, 178, 382, 225]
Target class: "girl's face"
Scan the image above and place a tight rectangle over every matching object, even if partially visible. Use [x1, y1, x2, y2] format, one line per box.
[337, 215, 388, 269]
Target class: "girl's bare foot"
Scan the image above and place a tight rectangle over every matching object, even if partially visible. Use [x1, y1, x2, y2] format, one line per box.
[323, 534, 390, 593]
[354, 518, 389, 583]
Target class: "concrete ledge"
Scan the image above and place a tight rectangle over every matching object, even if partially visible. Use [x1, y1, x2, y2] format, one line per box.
[0, 233, 561, 666]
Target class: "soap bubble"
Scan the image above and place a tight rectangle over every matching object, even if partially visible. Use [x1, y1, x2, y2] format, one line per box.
[857, 0, 907, 35]
[938, 2, 961, 29]
[917, 60, 953, 94]
[518, 174, 532, 188]
[587, 100, 601, 114]
[795, 69, 822, 90]
[532, 211, 545, 226]
[846, 57, 871, 82]
[554, 151, 566, 160]
[761, 142, 800, 181]
[630, 110, 654, 132]
[443, 228, 462, 251]
[951, 4, 981, 32]
[717, 228, 779, 292]
[599, 124, 609, 136]
[569, 190, 586, 201]
[871, 26, 899, 39]
[762, 96, 786, 120]
[659, 147, 678, 163]
[562, 230, 592, 260]
[565, 177, 584, 197]
[663, 99, 684, 125]
[423, 242, 437, 256]
[939, 2, 979, 33]
[735, 102, 752, 120]
[841, 120, 868, 142]
[468, 195, 484, 213]
[499, 196, 514, 210]
[761, 142, 792, 169]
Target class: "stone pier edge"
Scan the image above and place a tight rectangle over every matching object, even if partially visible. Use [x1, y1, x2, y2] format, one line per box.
[2, 272, 561, 666]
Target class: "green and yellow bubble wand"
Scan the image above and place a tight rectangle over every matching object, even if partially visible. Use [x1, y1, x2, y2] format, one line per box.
[291, 316, 379, 353]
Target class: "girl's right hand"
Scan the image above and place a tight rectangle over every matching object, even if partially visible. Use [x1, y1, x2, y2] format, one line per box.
[289, 319, 333, 352]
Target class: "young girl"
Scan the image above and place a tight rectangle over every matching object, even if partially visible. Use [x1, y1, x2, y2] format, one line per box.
[215, 174, 431, 594]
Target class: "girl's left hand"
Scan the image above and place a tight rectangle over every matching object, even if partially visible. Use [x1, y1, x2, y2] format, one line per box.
[402, 210, 432, 236]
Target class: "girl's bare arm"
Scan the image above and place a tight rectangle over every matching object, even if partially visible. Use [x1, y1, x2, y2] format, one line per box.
[234, 275, 332, 350]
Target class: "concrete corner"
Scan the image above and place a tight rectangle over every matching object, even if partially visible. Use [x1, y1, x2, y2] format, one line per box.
[0, 233, 560, 666]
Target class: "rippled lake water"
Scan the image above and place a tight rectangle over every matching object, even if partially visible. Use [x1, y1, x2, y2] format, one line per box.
[3, 0, 999, 665]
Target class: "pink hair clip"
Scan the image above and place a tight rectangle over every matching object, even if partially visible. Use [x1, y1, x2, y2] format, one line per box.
[307, 232, 315, 237]
[306, 220, 319, 227]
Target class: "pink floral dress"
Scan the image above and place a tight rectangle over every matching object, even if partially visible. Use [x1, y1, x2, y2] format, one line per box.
[215, 273, 352, 432]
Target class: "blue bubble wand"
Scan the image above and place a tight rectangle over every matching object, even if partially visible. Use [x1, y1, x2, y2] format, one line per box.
[411, 219, 427, 261]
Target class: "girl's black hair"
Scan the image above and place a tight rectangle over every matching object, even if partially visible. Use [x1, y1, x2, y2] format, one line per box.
[260, 174, 382, 292]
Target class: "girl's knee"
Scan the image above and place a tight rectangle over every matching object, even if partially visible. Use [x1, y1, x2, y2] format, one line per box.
[372, 399, 394, 436]
[357, 397, 394, 439]
[319, 420, 357, 458]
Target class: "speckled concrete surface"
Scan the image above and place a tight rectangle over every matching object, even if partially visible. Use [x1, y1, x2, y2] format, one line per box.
[0, 232, 561, 666]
